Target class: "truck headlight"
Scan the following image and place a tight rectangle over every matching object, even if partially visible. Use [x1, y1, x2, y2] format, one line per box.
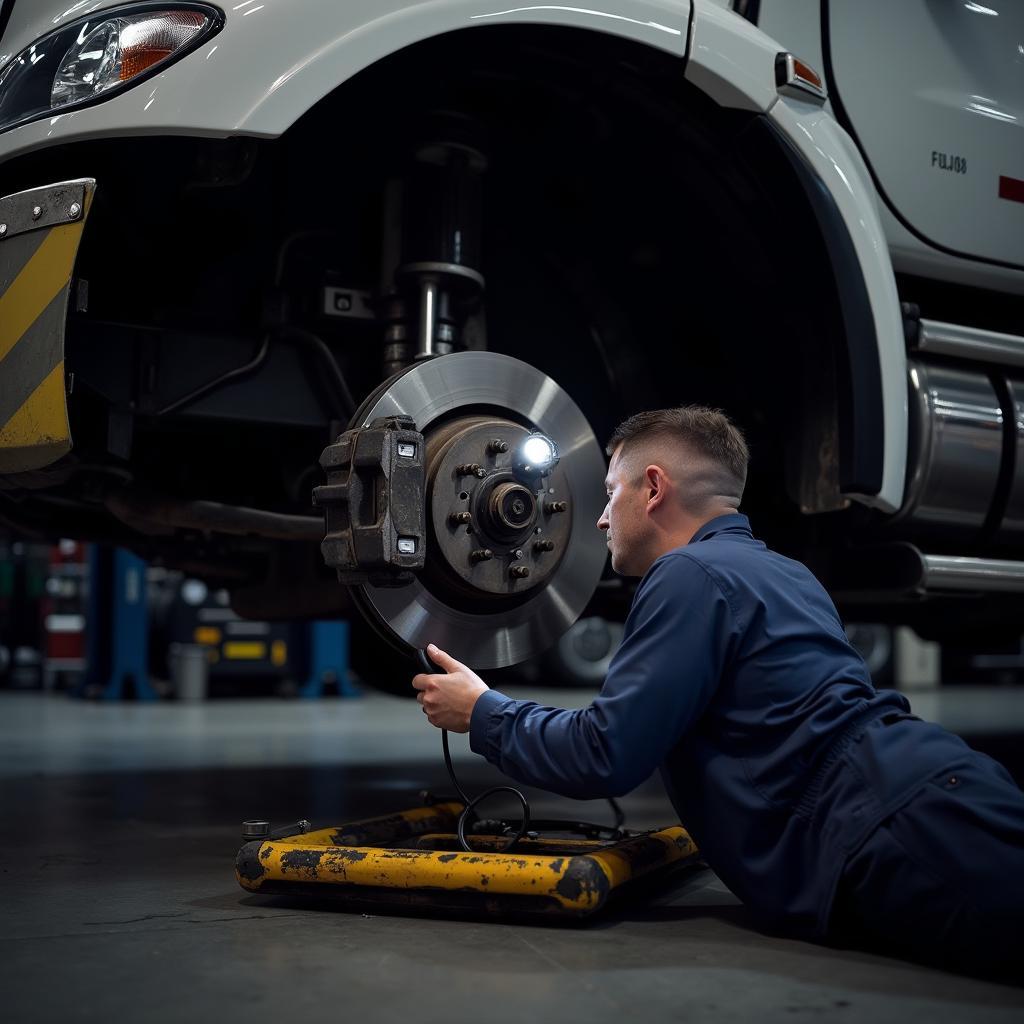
[0, 5, 222, 134]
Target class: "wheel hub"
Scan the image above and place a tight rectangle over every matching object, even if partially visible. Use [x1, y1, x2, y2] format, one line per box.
[425, 416, 572, 599]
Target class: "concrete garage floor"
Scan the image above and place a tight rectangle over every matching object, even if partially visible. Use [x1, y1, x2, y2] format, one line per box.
[2, 685, 1023, 1023]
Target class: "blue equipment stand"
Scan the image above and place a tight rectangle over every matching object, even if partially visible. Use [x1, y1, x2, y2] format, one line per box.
[299, 620, 357, 698]
[81, 546, 157, 701]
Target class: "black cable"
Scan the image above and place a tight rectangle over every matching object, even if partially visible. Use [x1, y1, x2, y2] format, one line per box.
[156, 334, 271, 416]
[418, 649, 530, 853]
[608, 796, 625, 832]
[275, 324, 357, 421]
[154, 323, 357, 422]
[152, 227, 355, 421]
[416, 649, 627, 852]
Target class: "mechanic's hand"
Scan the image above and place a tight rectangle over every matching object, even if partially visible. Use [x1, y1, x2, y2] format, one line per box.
[411, 643, 488, 733]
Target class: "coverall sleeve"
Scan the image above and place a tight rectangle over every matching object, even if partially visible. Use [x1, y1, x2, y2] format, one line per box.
[468, 553, 737, 799]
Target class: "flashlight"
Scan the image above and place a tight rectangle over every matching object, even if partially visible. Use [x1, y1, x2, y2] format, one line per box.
[518, 433, 559, 476]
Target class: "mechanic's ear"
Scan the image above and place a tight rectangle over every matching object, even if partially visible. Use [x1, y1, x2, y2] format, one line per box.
[645, 465, 668, 511]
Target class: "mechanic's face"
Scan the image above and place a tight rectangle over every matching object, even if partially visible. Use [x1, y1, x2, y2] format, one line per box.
[597, 445, 649, 577]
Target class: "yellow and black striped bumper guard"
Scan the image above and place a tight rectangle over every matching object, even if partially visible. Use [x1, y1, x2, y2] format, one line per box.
[0, 178, 95, 473]
[236, 803, 700, 918]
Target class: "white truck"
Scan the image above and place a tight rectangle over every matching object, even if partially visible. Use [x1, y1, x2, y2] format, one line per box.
[0, 0, 1021, 684]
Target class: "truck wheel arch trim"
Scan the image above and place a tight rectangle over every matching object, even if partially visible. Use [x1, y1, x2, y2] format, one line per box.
[762, 119, 886, 501]
[242, 1, 694, 138]
[683, 0, 783, 112]
[683, 0, 906, 510]
[0, 1, 693, 156]
[765, 100, 907, 513]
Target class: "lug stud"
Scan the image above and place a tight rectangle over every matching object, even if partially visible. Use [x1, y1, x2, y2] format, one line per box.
[510, 548, 524, 560]
[457, 463, 486, 478]
[534, 540, 555, 553]
[487, 439, 510, 454]
[470, 548, 494, 564]
[509, 565, 530, 579]
[545, 500, 568, 514]
[449, 511, 473, 526]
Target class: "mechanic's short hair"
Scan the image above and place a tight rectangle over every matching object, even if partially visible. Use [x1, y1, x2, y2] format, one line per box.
[606, 406, 749, 510]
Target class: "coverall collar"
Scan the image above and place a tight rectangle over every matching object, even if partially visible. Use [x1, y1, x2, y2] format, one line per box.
[689, 512, 751, 545]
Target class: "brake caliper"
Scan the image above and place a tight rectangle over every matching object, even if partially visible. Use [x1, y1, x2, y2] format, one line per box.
[313, 415, 426, 586]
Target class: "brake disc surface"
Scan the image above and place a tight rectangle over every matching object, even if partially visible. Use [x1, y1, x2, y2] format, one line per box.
[351, 351, 607, 669]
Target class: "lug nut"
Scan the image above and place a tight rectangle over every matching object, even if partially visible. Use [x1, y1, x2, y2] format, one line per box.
[545, 500, 568, 514]
[470, 548, 494, 564]
[449, 511, 473, 526]
[457, 463, 486, 478]
[509, 565, 530, 579]
[487, 439, 510, 454]
[534, 540, 555, 553]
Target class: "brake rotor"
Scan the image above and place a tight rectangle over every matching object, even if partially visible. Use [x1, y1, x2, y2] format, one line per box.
[349, 351, 607, 669]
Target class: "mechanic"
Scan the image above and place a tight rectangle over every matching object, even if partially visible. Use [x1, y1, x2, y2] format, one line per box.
[411, 406, 1024, 974]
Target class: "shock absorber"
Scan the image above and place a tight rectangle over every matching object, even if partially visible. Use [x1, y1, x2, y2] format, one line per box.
[381, 118, 486, 376]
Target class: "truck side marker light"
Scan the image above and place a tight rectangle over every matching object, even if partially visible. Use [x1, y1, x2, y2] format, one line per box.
[775, 52, 827, 104]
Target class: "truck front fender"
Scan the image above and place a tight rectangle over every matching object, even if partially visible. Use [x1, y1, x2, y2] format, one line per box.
[685, 0, 906, 511]
[0, 0, 690, 157]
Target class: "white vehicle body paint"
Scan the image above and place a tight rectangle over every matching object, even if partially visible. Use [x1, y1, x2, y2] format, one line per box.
[828, 0, 1023, 275]
[766, 95, 907, 513]
[0, 0, 918, 512]
[683, 0, 778, 111]
[0, 0, 690, 159]
[758, 0, 1024, 295]
[684, 0, 906, 511]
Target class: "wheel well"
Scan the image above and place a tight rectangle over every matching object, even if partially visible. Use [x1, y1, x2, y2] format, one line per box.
[286, 25, 859, 548]
[0, 25, 863, 578]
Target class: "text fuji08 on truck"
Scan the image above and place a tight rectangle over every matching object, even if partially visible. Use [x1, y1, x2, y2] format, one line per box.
[1, 0, 1022, 687]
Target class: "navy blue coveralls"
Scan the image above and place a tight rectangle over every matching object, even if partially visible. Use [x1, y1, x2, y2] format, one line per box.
[470, 514, 1024, 970]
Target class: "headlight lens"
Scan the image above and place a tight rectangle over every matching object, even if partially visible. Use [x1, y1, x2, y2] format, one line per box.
[52, 12, 209, 109]
[50, 22, 122, 109]
[0, 6, 221, 134]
